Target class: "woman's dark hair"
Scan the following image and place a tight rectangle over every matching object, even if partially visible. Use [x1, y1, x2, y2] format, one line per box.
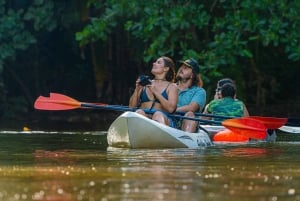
[192, 73, 204, 87]
[221, 83, 236, 98]
[216, 78, 235, 91]
[162, 56, 176, 82]
[218, 78, 234, 87]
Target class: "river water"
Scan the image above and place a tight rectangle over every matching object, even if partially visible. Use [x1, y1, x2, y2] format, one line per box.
[0, 131, 299, 201]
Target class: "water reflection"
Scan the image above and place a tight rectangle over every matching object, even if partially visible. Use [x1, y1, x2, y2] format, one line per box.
[105, 148, 208, 201]
[0, 131, 299, 200]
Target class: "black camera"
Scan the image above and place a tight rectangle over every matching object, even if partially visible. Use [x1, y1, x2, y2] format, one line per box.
[139, 75, 152, 86]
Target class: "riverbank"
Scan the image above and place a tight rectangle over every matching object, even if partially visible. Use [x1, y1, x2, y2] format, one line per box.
[0, 110, 122, 131]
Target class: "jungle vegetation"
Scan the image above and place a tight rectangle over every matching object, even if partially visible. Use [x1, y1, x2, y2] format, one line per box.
[1, 0, 300, 121]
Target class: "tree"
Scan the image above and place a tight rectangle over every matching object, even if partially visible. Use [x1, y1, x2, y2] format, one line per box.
[76, 0, 300, 112]
[0, 0, 58, 114]
[0, 0, 90, 117]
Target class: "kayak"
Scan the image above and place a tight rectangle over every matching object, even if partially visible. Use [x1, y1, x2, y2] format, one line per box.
[201, 125, 249, 143]
[201, 125, 277, 143]
[107, 112, 213, 149]
[107, 112, 290, 148]
[202, 123, 300, 141]
[278, 126, 300, 134]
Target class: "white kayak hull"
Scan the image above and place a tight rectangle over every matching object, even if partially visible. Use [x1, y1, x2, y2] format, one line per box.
[278, 126, 300, 133]
[107, 112, 213, 149]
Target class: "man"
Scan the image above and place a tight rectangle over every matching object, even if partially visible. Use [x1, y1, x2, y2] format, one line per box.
[204, 81, 277, 142]
[203, 82, 249, 122]
[214, 78, 234, 99]
[176, 58, 206, 132]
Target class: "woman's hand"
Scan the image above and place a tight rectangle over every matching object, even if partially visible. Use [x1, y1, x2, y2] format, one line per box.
[135, 78, 143, 90]
[129, 78, 145, 108]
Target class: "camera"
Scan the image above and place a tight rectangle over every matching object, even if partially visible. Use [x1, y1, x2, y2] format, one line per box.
[139, 75, 152, 86]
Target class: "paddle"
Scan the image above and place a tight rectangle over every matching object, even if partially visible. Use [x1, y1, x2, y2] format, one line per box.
[247, 116, 287, 129]
[190, 113, 288, 130]
[34, 93, 133, 112]
[37, 93, 288, 125]
[178, 109, 295, 130]
[34, 93, 268, 139]
[34, 93, 224, 125]
[35, 93, 291, 130]
[222, 118, 266, 140]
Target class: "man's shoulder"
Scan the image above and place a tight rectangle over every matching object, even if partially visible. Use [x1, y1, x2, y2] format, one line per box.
[189, 86, 205, 92]
[179, 86, 206, 96]
[180, 86, 205, 95]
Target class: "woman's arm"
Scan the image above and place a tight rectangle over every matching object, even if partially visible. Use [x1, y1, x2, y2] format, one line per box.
[129, 79, 143, 108]
[202, 104, 212, 120]
[152, 83, 178, 113]
[243, 103, 250, 117]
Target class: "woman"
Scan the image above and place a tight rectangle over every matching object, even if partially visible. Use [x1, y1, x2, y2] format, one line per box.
[129, 56, 178, 127]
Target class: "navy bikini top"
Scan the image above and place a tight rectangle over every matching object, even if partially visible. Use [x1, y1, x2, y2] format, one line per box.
[140, 84, 170, 103]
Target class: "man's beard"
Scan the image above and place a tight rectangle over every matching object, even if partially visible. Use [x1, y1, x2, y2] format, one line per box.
[175, 75, 182, 82]
[175, 75, 190, 82]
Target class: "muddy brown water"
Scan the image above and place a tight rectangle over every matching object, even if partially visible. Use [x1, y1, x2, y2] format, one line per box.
[0, 130, 299, 201]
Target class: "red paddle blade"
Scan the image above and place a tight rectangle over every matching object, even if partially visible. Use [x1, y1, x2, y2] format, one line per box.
[49, 93, 79, 102]
[34, 93, 81, 110]
[222, 118, 267, 140]
[248, 116, 287, 129]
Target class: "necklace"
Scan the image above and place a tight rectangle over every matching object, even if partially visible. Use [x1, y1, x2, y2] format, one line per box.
[153, 78, 166, 81]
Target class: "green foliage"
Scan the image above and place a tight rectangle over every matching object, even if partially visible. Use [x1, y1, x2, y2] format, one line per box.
[0, 0, 57, 71]
[0, 6, 32, 71]
[24, 0, 57, 31]
[0, 0, 299, 117]
[76, 0, 300, 107]
[0, 0, 56, 115]
[209, 0, 300, 65]
[76, 0, 300, 67]
[0, 0, 72, 117]
[76, 1, 210, 62]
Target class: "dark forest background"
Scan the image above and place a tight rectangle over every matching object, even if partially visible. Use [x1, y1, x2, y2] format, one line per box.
[1, 0, 300, 130]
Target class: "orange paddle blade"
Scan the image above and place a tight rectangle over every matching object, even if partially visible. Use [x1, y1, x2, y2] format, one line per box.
[49, 93, 110, 107]
[248, 116, 287, 129]
[34, 93, 81, 110]
[222, 118, 267, 140]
